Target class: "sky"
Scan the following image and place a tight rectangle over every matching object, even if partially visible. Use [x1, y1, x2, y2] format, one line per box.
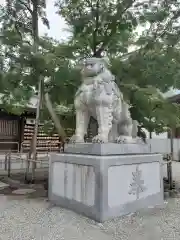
[39, 0, 70, 41]
[0, 0, 70, 40]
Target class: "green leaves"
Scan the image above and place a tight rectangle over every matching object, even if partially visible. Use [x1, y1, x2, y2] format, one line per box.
[110, 45, 180, 132]
[56, 0, 139, 57]
[1, 0, 180, 134]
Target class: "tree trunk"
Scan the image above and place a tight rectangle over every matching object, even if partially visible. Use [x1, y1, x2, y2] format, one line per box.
[149, 131, 152, 139]
[168, 128, 173, 190]
[44, 93, 66, 141]
[30, 0, 42, 182]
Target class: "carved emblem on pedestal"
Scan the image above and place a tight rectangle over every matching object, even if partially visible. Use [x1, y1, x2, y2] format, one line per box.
[128, 165, 147, 200]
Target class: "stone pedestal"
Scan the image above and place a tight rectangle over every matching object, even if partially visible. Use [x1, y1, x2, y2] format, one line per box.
[48, 143, 164, 222]
[64, 142, 150, 155]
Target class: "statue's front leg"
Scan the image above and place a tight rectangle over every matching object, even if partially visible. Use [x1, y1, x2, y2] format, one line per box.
[70, 94, 89, 143]
[92, 87, 113, 143]
[116, 107, 135, 143]
[92, 106, 112, 143]
[74, 109, 89, 142]
[116, 122, 133, 143]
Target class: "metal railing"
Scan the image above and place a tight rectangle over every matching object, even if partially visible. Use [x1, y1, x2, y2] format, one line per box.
[0, 139, 62, 182]
[0, 144, 175, 186]
[0, 141, 20, 176]
[24, 153, 49, 182]
[163, 153, 175, 190]
[4, 151, 49, 178]
[4, 151, 27, 177]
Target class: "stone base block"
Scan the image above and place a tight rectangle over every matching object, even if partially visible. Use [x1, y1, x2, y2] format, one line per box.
[64, 142, 150, 155]
[48, 153, 164, 222]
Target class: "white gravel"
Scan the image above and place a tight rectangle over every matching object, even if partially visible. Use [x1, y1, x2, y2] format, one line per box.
[0, 161, 180, 239]
[0, 196, 179, 240]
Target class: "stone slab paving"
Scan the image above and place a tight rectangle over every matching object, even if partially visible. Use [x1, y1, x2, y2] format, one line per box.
[0, 196, 180, 240]
[12, 189, 36, 195]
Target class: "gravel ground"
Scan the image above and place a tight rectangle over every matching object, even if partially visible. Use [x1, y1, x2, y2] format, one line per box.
[0, 196, 179, 240]
[0, 161, 180, 240]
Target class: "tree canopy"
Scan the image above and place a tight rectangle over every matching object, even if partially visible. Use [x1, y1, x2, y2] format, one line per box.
[1, 0, 180, 133]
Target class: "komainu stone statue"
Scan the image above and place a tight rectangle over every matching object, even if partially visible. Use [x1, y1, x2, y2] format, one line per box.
[71, 57, 138, 143]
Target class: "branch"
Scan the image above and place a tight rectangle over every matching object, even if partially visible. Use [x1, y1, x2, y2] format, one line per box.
[140, 9, 180, 56]
[18, 0, 33, 14]
[92, 0, 100, 57]
[96, 0, 136, 56]
[15, 24, 23, 40]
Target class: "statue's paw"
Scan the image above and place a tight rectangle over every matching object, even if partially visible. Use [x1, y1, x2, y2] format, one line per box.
[69, 134, 84, 143]
[116, 136, 126, 144]
[92, 135, 107, 143]
[116, 136, 134, 144]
